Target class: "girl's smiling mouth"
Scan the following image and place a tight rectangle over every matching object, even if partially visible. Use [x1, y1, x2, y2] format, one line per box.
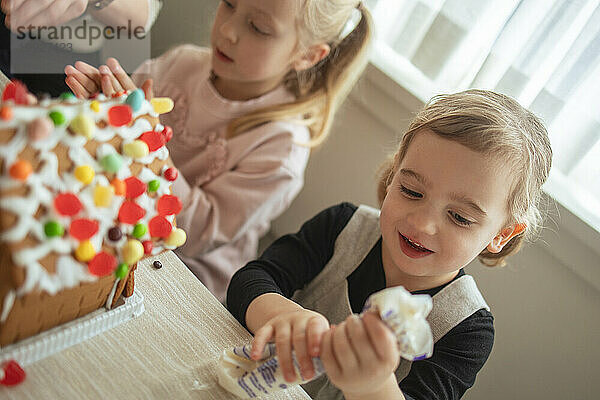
[215, 47, 234, 63]
[398, 233, 434, 258]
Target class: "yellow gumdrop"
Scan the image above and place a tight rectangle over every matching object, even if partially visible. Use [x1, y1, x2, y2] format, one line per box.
[122, 239, 144, 265]
[69, 114, 95, 138]
[74, 165, 95, 185]
[123, 140, 149, 159]
[150, 97, 174, 114]
[94, 185, 114, 207]
[90, 100, 100, 113]
[75, 240, 95, 262]
[165, 228, 187, 247]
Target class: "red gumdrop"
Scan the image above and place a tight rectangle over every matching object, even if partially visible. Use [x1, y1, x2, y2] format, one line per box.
[54, 193, 83, 216]
[157, 194, 182, 216]
[108, 105, 133, 127]
[142, 240, 153, 254]
[118, 201, 146, 224]
[0, 360, 26, 386]
[125, 176, 147, 199]
[164, 167, 178, 182]
[149, 216, 172, 238]
[69, 218, 99, 240]
[139, 130, 165, 152]
[161, 126, 173, 143]
[2, 81, 29, 105]
[88, 252, 117, 277]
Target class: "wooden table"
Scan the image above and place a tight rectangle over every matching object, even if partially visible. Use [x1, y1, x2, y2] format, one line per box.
[1, 251, 311, 399]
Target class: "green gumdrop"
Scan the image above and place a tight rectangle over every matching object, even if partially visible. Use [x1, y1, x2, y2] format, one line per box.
[100, 154, 123, 173]
[115, 263, 129, 279]
[44, 221, 64, 237]
[125, 89, 144, 112]
[59, 92, 76, 101]
[132, 223, 147, 238]
[48, 110, 66, 126]
[148, 179, 160, 192]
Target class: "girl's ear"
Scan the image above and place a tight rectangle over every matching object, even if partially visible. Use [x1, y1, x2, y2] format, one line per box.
[486, 223, 527, 253]
[292, 44, 330, 71]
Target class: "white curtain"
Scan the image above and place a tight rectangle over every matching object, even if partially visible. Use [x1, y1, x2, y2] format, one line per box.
[367, 0, 600, 229]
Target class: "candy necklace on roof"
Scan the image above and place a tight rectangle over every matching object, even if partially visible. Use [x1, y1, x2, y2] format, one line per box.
[0, 83, 184, 324]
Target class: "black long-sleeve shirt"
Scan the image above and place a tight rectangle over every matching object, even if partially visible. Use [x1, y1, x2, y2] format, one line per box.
[227, 203, 494, 400]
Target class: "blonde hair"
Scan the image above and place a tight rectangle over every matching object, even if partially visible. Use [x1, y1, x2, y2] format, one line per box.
[227, 0, 373, 147]
[377, 89, 553, 267]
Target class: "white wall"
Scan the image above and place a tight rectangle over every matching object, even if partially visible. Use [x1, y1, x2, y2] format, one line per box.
[152, 2, 599, 398]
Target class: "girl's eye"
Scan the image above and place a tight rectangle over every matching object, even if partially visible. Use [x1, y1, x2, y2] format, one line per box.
[400, 185, 423, 198]
[449, 211, 473, 226]
[222, 0, 234, 9]
[250, 21, 269, 35]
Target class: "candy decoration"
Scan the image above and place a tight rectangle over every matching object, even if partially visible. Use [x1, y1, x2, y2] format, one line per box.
[149, 216, 172, 238]
[59, 92, 76, 101]
[161, 125, 173, 143]
[107, 226, 123, 242]
[151, 97, 174, 114]
[107, 105, 132, 127]
[93, 185, 114, 207]
[122, 239, 144, 264]
[111, 178, 126, 196]
[139, 130, 165, 152]
[157, 194, 182, 216]
[112, 91, 126, 98]
[69, 114, 95, 138]
[142, 240, 153, 254]
[90, 100, 100, 113]
[27, 116, 53, 141]
[89, 92, 100, 99]
[75, 240, 95, 262]
[2, 81, 29, 105]
[118, 201, 146, 224]
[115, 263, 129, 279]
[153, 260, 162, 269]
[54, 193, 82, 216]
[0, 106, 13, 120]
[48, 110, 66, 126]
[165, 228, 187, 247]
[9, 160, 33, 181]
[100, 153, 123, 173]
[164, 167, 178, 182]
[88, 252, 117, 277]
[69, 218, 99, 241]
[125, 89, 144, 112]
[0, 360, 26, 386]
[123, 140, 149, 159]
[148, 179, 160, 192]
[132, 223, 147, 238]
[74, 165, 95, 185]
[44, 221, 64, 238]
[125, 176, 146, 199]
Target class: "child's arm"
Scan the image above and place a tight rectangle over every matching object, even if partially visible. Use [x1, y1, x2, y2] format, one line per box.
[246, 293, 329, 383]
[320, 313, 405, 400]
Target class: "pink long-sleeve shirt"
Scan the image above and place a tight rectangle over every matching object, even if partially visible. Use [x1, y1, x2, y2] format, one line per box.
[133, 45, 310, 301]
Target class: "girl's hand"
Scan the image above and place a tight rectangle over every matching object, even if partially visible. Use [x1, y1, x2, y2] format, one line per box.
[251, 308, 329, 383]
[65, 58, 138, 98]
[320, 313, 401, 398]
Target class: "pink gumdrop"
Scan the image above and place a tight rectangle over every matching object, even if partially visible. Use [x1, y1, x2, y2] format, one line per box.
[142, 240, 153, 254]
[0, 360, 26, 386]
[108, 105, 133, 127]
[164, 167, 178, 182]
[118, 201, 146, 224]
[2, 81, 30, 105]
[54, 193, 83, 216]
[161, 125, 173, 143]
[139, 130, 165, 152]
[88, 252, 118, 277]
[157, 194, 182, 216]
[149, 216, 172, 238]
[27, 116, 54, 141]
[69, 218, 99, 240]
[124, 176, 147, 199]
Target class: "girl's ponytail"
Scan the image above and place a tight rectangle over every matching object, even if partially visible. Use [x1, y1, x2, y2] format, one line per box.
[227, 2, 373, 147]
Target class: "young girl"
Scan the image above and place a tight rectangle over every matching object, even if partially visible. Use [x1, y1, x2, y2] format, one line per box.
[63, 0, 372, 301]
[227, 89, 553, 399]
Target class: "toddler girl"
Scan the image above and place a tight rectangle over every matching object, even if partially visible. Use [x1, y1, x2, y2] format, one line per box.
[227, 89, 553, 399]
[64, 0, 372, 301]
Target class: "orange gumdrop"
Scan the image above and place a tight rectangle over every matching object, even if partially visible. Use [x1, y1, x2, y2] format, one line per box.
[0, 106, 13, 120]
[111, 178, 126, 196]
[9, 160, 33, 181]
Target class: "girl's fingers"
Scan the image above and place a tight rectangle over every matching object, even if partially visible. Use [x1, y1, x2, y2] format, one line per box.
[141, 79, 154, 100]
[346, 314, 377, 366]
[320, 327, 341, 378]
[100, 74, 116, 97]
[306, 316, 328, 357]
[292, 319, 314, 380]
[65, 75, 89, 99]
[251, 324, 274, 360]
[274, 323, 295, 382]
[65, 65, 99, 95]
[332, 319, 359, 372]
[362, 313, 398, 362]
[74, 61, 101, 83]
[106, 58, 136, 91]
[99, 65, 123, 93]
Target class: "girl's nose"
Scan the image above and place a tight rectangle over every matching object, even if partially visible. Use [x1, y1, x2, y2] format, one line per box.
[406, 206, 437, 236]
[219, 17, 238, 44]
